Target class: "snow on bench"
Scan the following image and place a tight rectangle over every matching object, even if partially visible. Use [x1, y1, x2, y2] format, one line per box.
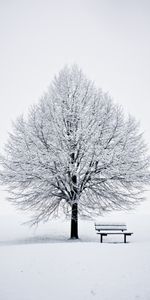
[95, 223, 133, 243]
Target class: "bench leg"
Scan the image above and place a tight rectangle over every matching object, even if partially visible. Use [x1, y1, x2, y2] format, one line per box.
[100, 234, 103, 243]
[124, 234, 126, 243]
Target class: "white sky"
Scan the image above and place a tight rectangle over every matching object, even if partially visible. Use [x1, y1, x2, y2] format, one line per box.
[0, 0, 150, 213]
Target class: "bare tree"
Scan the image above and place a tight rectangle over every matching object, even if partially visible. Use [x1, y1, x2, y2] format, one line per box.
[0, 66, 150, 239]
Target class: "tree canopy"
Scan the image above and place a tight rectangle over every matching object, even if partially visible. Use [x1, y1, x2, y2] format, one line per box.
[0, 65, 150, 238]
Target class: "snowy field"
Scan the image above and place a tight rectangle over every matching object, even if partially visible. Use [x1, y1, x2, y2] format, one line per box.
[0, 204, 150, 300]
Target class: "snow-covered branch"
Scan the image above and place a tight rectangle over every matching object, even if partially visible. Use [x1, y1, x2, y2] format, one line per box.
[0, 65, 150, 227]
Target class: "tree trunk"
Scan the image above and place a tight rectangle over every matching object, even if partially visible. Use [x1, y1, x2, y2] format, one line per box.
[70, 202, 78, 239]
[70, 152, 78, 239]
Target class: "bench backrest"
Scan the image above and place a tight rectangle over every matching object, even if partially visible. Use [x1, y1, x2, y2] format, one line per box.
[95, 223, 127, 232]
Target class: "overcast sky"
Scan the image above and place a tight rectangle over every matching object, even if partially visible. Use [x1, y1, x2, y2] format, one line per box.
[0, 0, 150, 213]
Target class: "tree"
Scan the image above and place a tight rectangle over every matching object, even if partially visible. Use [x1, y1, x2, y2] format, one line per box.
[0, 65, 150, 239]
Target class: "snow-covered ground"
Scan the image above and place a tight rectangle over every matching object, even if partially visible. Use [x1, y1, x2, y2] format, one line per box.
[0, 205, 150, 300]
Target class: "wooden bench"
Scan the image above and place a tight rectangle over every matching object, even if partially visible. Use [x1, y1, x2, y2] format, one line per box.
[95, 223, 133, 243]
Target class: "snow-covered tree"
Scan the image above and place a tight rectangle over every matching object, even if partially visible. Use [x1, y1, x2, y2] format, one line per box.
[0, 66, 150, 239]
